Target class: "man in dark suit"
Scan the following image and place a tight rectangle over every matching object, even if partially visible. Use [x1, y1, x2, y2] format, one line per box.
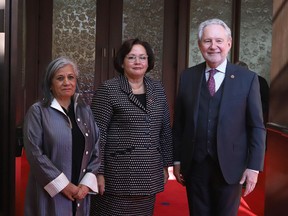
[173, 18, 266, 216]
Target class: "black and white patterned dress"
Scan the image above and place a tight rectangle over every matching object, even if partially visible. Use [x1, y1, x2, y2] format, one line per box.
[90, 75, 173, 216]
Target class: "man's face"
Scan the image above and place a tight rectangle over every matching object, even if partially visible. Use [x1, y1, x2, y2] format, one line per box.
[198, 24, 232, 68]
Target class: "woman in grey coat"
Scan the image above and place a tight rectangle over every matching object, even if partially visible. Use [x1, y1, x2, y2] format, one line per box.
[90, 38, 173, 216]
[23, 57, 101, 216]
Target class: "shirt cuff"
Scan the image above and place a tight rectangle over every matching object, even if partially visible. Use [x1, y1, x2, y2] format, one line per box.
[44, 172, 69, 197]
[79, 172, 98, 194]
[247, 168, 259, 174]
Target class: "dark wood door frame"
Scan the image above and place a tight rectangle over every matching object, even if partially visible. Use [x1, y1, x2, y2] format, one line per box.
[94, 0, 123, 89]
[0, 0, 22, 214]
[25, 0, 53, 107]
[0, 0, 53, 215]
[162, 0, 190, 115]
[0, 0, 14, 213]
[231, 0, 241, 63]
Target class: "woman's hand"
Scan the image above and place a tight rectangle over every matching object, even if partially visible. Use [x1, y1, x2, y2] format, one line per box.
[73, 184, 90, 200]
[61, 182, 79, 201]
[97, 174, 105, 195]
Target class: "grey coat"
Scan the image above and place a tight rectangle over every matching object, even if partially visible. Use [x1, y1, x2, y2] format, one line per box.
[24, 94, 101, 216]
[90, 75, 173, 195]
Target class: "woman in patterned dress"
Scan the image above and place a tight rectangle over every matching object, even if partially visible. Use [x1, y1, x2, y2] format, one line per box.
[90, 39, 173, 216]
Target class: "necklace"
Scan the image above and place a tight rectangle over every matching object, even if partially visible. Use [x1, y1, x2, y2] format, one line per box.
[129, 81, 145, 94]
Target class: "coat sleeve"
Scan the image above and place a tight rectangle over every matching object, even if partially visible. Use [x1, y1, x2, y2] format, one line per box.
[90, 83, 113, 174]
[79, 107, 101, 193]
[173, 74, 185, 162]
[159, 85, 174, 167]
[246, 74, 266, 171]
[23, 104, 69, 196]
[85, 108, 101, 174]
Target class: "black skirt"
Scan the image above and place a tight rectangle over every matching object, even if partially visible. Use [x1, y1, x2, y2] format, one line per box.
[90, 194, 156, 216]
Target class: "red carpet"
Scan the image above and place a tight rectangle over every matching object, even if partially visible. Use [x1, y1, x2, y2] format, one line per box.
[17, 155, 265, 216]
[154, 180, 189, 216]
[154, 168, 265, 216]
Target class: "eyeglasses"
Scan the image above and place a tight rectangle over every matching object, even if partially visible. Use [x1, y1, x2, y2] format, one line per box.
[126, 55, 148, 63]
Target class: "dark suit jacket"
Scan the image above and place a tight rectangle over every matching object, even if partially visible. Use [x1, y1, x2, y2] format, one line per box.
[91, 74, 173, 195]
[173, 62, 266, 184]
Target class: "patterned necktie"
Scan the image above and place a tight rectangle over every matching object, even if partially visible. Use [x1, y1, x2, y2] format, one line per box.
[207, 69, 217, 96]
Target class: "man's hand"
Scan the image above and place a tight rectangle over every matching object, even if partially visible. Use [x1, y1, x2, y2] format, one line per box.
[240, 169, 259, 197]
[163, 167, 169, 184]
[173, 164, 185, 186]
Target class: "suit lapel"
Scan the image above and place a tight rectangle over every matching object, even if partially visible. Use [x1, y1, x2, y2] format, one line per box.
[193, 64, 206, 131]
[119, 75, 149, 112]
[145, 77, 156, 113]
[219, 62, 237, 118]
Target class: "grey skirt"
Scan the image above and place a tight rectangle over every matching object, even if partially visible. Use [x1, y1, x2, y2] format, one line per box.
[90, 194, 156, 216]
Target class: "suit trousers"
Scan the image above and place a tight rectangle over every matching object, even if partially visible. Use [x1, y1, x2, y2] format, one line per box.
[185, 156, 242, 216]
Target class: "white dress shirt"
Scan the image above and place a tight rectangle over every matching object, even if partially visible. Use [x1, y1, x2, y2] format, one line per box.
[205, 59, 227, 92]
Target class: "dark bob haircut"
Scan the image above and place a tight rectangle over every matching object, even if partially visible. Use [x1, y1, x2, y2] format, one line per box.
[114, 38, 155, 74]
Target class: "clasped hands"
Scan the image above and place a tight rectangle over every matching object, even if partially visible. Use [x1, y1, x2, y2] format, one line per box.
[61, 183, 90, 201]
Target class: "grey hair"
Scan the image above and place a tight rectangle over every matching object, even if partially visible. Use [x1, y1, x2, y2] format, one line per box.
[42, 56, 79, 106]
[198, 18, 232, 41]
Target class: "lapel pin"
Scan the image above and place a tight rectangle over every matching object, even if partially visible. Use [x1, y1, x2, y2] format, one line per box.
[231, 75, 235, 79]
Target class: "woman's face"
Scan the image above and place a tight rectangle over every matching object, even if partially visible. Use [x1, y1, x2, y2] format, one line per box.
[50, 64, 77, 101]
[122, 44, 148, 80]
